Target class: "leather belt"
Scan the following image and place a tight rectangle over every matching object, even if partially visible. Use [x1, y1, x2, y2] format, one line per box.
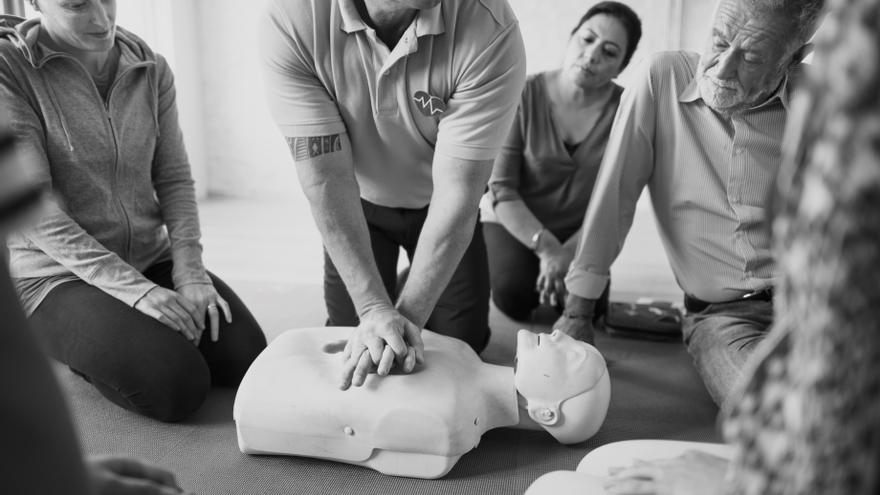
[684, 287, 774, 313]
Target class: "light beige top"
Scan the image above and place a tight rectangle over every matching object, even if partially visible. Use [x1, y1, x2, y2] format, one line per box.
[260, 0, 526, 208]
[565, 51, 794, 303]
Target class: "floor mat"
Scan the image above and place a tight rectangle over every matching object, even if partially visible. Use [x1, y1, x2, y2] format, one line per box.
[61, 307, 719, 495]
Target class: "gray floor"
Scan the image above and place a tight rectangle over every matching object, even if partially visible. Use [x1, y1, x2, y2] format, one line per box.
[59, 195, 720, 495]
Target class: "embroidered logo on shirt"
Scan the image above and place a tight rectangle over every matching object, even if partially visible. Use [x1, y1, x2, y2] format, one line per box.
[412, 91, 447, 117]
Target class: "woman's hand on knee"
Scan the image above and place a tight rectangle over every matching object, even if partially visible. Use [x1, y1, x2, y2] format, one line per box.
[87, 454, 191, 495]
[134, 286, 202, 342]
[178, 283, 232, 344]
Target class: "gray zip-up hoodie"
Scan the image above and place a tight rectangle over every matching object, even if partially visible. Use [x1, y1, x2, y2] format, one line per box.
[0, 16, 211, 314]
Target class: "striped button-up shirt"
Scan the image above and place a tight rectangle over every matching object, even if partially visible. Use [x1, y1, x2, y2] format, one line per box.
[565, 51, 793, 303]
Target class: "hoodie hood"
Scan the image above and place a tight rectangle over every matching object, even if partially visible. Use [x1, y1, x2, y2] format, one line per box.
[0, 14, 157, 69]
[0, 15, 161, 152]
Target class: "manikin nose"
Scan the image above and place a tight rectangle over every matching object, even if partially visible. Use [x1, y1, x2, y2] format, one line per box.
[537, 331, 560, 346]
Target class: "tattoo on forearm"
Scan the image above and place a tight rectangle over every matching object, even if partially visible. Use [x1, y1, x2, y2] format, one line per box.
[286, 135, 342, 161]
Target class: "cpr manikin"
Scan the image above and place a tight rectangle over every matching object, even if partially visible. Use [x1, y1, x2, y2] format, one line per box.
[233, 328, 610, 478]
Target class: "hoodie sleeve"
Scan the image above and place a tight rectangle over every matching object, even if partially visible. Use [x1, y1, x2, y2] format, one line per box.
[150, 55, 212, 289]
[0, 53, 159, 306]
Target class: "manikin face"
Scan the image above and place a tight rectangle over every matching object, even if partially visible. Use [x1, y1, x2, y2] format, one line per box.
[33, 0, 117, 54]
[515, 330, 609, 443]
[696, 0, 801, 115]
[562, 14, 629, 90]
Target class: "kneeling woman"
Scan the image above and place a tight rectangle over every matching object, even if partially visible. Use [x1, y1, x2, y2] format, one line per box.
[482, 2, 641, 320]
[0, 0, 266, 422]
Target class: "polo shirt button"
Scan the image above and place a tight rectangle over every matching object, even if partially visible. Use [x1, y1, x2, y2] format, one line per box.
[734, 148, 743, 155]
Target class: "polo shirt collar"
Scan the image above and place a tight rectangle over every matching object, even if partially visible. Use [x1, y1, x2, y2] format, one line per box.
[415, 3, 445, 37]
[679, 71, 792, 112]
[338, 0, 445, 37]
[339, 0, 369, 33]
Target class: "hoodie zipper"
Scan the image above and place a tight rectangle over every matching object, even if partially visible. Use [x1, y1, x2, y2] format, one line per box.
[75, 56, 153, 263]
[103, 62, 153, 262]
[104, 104, 131, 261]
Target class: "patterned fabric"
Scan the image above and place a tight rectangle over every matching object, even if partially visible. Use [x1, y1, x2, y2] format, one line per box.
[722, 0, 880, 492]
[564, 51, 791, 302]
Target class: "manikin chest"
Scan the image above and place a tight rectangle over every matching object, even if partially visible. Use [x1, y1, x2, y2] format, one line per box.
[233, 327, 518, 478]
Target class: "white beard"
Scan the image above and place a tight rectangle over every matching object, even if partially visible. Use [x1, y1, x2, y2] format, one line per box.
[696, 72, 747, 115]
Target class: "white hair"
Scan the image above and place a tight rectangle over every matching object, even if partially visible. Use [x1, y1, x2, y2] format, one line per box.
[744, 0, 826, 43]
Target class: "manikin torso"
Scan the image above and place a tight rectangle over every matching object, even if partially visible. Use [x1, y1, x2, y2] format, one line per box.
[234, 327, 609, 479]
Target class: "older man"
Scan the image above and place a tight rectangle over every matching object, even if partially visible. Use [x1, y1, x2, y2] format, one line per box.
[260, 0, 526, 389]
[555, 0, 825, 405]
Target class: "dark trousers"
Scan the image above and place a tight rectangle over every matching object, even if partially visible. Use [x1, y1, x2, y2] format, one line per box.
[323, 200, 491, 353]
[29, 261, 267, 422]
[484, 222, 609, 321]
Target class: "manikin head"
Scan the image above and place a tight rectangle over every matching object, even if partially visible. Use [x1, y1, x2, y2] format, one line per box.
[696, 0, 824, 115]
[514, 330, 610, 444]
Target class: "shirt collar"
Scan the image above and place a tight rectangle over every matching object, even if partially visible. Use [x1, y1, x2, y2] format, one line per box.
[414, 3, 444, 37]
[679, 70, 793, 112]
[339, 0, 368, 33]
[339, 0, 445, 37]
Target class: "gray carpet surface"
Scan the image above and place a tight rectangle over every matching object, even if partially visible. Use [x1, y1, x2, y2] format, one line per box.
[61, 322, 720, 495]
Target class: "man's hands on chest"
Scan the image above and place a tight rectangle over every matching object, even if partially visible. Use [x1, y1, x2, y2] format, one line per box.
[339, 306, 425, 390]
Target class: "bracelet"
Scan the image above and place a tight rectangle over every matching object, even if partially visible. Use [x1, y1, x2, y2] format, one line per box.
[529, 228, 545, 252]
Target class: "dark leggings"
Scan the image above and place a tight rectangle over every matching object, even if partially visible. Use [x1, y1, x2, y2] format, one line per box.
[29, 261, 267, 422]
[484, 222, 541, 320]
[484, 222, 609, 321]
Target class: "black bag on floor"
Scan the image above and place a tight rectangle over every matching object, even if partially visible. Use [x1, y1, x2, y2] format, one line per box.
[603, 300, 682, 341]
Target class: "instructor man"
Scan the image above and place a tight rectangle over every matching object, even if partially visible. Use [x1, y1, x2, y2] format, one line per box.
[261, 0, 526, 389]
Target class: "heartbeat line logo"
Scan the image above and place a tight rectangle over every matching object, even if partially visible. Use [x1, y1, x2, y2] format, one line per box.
[412, 91, 447, 117]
